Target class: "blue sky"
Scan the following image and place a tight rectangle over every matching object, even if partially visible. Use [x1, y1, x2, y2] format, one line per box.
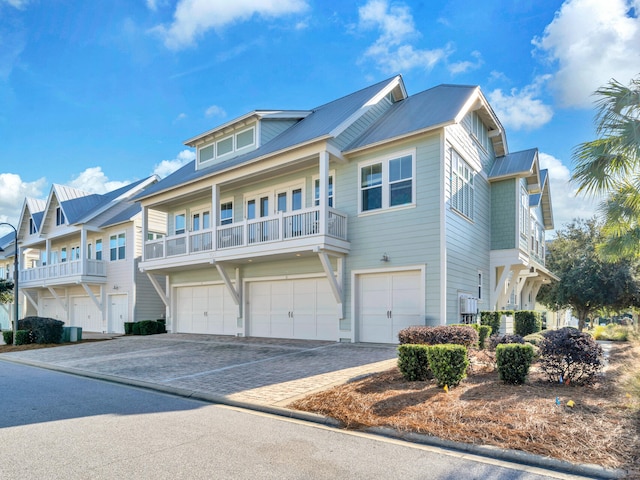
[1, 0, 639, 233]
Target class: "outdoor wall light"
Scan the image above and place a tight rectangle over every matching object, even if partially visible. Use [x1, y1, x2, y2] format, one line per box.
[380, 253, 390, 262]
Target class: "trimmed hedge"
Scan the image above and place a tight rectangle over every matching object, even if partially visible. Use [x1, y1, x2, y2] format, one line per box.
[398, 325, 478, 347]
[397, 344, 432, 381]
[19, 316, 64, 344]
[426, 344, 469, 387]
[450, 323, 491, 349]
[3, 329, 31, 345]
[132, 322, 141, 335]
[124, 322, 134, 335]
[514, 311, 542, 337]
[138, 320, 158, 335]
[127, 320, 165, 336]
[480, 311, 501, 337]
[496, 343, 535, 385]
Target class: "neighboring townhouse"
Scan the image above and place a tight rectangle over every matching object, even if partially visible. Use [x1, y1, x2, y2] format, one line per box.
[0, 231, 21, 330]
[134, 74, 556, 343]
[16, 177, 166, 333]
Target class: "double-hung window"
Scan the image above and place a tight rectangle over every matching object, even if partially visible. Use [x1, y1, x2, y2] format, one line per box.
[174, 213, 186, 235]
[110, 233, 125, 261]
[359, 151, 415, 213]
[95, 239, 103, 260]
[450, 150, 475, 220]
[56, 207, 65, 226]
[314, 175, 334, 207]
[519, 187, 529, 238]
[220, 201, 233, 225]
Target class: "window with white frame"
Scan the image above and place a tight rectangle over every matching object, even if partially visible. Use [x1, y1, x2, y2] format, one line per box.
[110, 233, 125, 261]
[520, 187, 529, 238]
[95, 239, 102, 260]
[61, 247, 67, 263]
[314, 174, 334, 207]
[198, 126, 256, 165]
[29, 218, 37, 234]
[478, 271, 483, 300]
[56, 207, 65, 226]
[174, 213, 186, 235]
[468, 111, 490, 152]
[450, 150, 475, 220]
[359, 151, 415, 213]
[220, 201, 233, 225]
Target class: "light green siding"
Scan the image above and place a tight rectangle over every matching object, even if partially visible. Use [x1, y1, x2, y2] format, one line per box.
[491, 179, 516, 250]
[260, 119, 299, 145]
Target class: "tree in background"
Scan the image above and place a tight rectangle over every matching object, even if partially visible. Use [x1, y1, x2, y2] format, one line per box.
[571, 75, 640, 259]
[0, 279, 13, 304]
[537, 218, 640, 331]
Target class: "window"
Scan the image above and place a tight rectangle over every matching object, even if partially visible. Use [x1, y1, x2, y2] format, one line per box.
[469, 111, 490, 152]
[71, 246, 80, 261]
[359, 152, 415, 214]
[217, 136, 233, 156]
[192, 210, 210, 231]
[220, 201, 233, 225]
[174, 213, 186, 235]
[56, 207, 65, 226]
[110, 233, 125, 261]
[236, 128, 254, 149]
[95, 239, 102, 260]
[314, 175, 334, 207]
[88, 243, 92, 259]
[520, 187, 529, 237]
[198, 127, 256, 165]
[200, 144, 214, 163]
[40, 251, 47, 267]
[478, 272, 483, 300]
[29, 218, 37, 234]
[61, 248, 67, 263]
[450, 150, 475, 220]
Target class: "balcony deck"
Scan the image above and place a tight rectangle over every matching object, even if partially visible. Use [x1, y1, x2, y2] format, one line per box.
[142, 206, 349, 269]
[20, 258, 107, 287]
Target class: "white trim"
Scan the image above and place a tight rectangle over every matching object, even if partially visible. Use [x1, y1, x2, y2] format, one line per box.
[439, 132, 447, 325]
[198, 125, 257, 168]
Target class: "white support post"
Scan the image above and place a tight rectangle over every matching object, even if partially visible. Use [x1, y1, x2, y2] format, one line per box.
[22, 289, 38, 311]
[145, 271, 170, 308]
[81, 283, 103, 310]
[80, 227, 87, 271]
[212, 184, 219, 251]
[317, 251, 344, 319]
[319, 151, 329, 235]
[141, 206, 148, 261]
[213, 262, 240, 305]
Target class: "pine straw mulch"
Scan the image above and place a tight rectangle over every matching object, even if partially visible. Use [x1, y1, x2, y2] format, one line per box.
[0, 338, 108, 353]
[290, 343, 640, 477]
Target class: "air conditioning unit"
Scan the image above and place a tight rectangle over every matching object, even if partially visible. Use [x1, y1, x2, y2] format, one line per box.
[460, 296, 478, 315]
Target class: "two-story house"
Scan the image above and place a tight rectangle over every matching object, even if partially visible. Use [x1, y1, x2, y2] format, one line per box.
[16, 177, 167, 333]
[134, 74, 556, 344]
[0, 231, 20, 330]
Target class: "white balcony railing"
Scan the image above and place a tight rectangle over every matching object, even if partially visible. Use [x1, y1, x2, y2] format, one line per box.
[20, 258, 107, 284]
[144, 206, 348, 261]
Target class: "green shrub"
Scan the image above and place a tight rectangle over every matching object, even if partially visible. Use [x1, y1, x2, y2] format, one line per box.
[2, 330, 12, 345]
[538, 327, 604, 385]
[593, 324, 630, 341]
[488, 333, 525, 350]
[156, 319, 167, 334]
[480, 311, 505, 336]
[18, 316, 64, 344]
[398, 326, 478, 347]
[523, 332, 545, 346]
[514, 311, 542, 337]
[478, 325, 492, 349]
[397, 344, 432, 381]
[496, 344, 535, 385]
[138, 320, 158, 335]
[426, 344, 469, 387]
[132, 322, 141, 335]
[124, 322, 134, 335]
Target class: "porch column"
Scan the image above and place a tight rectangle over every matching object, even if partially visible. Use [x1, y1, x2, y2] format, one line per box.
[212, 184, 219, 250]
[141, 206, 148, 261]
[80, 227, 87, 267]
[45, 238, 51, 267]
[319, 151, 329, 235]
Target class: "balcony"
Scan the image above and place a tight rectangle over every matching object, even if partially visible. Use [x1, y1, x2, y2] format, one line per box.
[20, 258, 108, 287]
[143, 206, 349, 267]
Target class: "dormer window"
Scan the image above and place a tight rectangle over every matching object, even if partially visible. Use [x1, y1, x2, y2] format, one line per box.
[198, 126, 256, 165]
[29, 218, 37, 234]
[56, 207, 65, 226]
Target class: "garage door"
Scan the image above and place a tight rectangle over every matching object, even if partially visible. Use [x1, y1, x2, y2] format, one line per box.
[248, 278, 336, 340]
[39, 297, 67, 323]
[71, 296, 103, 332]
[176, 285, 237, 335]
[358, 270, 423, 343]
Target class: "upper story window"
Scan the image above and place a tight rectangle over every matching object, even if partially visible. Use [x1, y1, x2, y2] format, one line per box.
[359, 151, 415, 214]
[468, 111, 490, 152]
[174, 213, 186, 235]
[96, 239, 103, 260]
[314, 175, 334, 207]
[110, 233, 125, 261]
[220, 201, 233, 225]
[29, 218, 37, 234]
[61, 247, 67, 263]
[56, 207, 65, 226]
[520, 187, 529, 238]
[198, 126, 256, 165]
[450, 150, 475, 220]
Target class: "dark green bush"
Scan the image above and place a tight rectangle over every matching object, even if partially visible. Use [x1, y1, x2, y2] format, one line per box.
[18, 316, 64, 344]
[538, 327, 604, 385]
[156, 319, 166, 334]
[397, 344, 432, 381]
[449, 323, 491, 349]
[480, 311, 507, 337]
[138, 320, 158, 335]
[398, 326, 478, 347]
[124, 322, 134, 335]
[496, 343, 535, 385]
[426, 344, 469, 387]
[2, 330, 12, 345]
[514, 311, 542, 337]
[4, 329, 32, 345]
[132, 322, 141, 335]
[488, 333, 525, 350]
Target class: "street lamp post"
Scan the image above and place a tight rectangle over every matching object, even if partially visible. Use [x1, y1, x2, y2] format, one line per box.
[0, 223, 18, 346]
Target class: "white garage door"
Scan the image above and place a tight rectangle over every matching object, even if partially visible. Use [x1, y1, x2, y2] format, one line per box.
[108, 294, 128, 334]
[248, 278, 336, 341]
[71, 296, 103, 332]
[176, 285, 237, 335]
[39, 297, 67, 323]
[358, 270, 423, 343]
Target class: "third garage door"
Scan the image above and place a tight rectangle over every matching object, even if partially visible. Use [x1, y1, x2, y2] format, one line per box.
[358, 270, 423, 343]
[248, 278, 336, 340]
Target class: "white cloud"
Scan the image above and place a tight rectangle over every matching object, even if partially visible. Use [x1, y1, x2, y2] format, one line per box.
[448, 51, 483, 75]
[358, 0, 452, 73]
[488, 76, 554, 131]
[68, 167, 130, 194]
[539, 152, 600, 233]
[0, 0, 30, 9]
[205, 104, 226, 118]
[152, 149, 195, 178]
[151, 0, 308, 50]
[533, 0, 640, 108]
[0, 173, 46, 225]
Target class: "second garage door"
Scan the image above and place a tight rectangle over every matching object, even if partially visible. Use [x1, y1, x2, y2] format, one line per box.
[358, 270, 423, 343]
[71, 296, 104, 332]
[176, 284, 237, 335]
[248, 278, 337, 340]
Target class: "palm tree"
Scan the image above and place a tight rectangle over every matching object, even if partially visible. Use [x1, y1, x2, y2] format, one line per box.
[571, 75, 640, 259]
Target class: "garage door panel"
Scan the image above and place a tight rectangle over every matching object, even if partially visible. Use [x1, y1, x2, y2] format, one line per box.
[72, 297, 103, 332]
[176, 285, 237, 335]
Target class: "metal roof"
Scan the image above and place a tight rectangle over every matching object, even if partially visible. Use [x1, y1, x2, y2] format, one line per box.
[100, 203, 141, 228]
[345, 84, 478, 152]
[489, 148, 538, 179]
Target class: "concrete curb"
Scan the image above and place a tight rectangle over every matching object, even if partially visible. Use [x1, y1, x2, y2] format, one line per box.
[1, 355, 626, 479]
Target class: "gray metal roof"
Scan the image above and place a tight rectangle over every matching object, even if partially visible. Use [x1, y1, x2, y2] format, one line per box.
[100, 203, 141, 228]
[489, 148, 538, 179]
[345, 84, 478, 151]
[135, 76, 402, 200]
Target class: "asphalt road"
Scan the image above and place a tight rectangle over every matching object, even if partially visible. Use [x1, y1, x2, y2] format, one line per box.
[0, 361, 592, 480]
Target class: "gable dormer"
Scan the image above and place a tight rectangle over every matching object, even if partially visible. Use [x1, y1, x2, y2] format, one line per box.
[17, 197, 46, 241]
[185, 110, 311, 171]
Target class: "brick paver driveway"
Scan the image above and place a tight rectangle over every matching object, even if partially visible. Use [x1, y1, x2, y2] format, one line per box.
[0, 334, 398, 407]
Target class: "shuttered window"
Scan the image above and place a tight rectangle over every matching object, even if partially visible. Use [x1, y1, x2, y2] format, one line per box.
[450, 150, 475, 220]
